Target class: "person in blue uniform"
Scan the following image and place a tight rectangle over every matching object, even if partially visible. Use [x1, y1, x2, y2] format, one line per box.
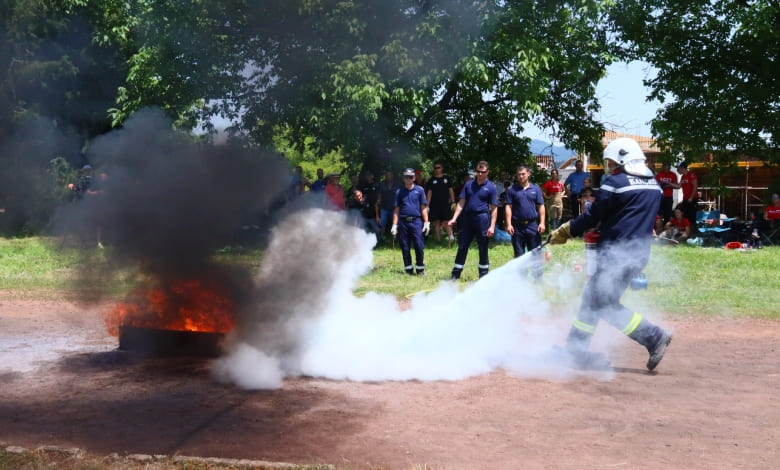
[447, 160, 498, 280]
[391, 168, 430, 275]
[549, 137, 673, 371]
[504, 165, 546, 280]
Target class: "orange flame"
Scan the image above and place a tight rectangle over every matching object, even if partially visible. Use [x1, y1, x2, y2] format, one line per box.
[105, 278, 236, 337]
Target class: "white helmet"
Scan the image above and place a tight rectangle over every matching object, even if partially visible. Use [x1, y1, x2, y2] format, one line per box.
[603, 137, 653, 177]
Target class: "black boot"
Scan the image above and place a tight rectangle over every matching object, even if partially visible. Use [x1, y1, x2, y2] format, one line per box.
[629, 322, 672, 371]
[646, 330, 672, 371]
[562, 326, 611, 370]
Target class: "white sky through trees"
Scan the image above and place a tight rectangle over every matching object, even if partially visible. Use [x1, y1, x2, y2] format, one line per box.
[528, 60, 661, 145]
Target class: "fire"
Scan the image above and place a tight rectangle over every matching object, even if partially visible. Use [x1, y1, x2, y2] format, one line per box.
[105, 278, 236, 336]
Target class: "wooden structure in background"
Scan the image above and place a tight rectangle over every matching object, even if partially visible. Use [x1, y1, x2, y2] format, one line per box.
[582, 131, 778, 221]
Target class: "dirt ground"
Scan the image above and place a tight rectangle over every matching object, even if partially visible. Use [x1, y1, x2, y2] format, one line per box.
[1, 299, 778, 470]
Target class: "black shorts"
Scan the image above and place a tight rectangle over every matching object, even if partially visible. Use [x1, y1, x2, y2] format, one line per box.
[428, 202, 452, 222]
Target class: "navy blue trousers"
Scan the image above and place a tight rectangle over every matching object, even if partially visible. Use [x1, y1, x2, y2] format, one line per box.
[398, 218, 425, 274]
[451, 213, 490, 278]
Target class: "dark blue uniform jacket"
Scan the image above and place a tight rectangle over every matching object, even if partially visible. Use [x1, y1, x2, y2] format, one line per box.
[570, 171, 662, 263]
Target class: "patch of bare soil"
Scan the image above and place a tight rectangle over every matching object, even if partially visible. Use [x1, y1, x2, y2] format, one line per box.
[1, 300, 778, 469]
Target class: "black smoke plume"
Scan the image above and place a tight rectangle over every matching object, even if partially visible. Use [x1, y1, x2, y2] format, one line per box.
[61, 108, 291, 300]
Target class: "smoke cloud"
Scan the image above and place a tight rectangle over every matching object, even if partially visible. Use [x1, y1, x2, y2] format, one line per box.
[58, 108, 292, 296]
[213, 209, 661, 389]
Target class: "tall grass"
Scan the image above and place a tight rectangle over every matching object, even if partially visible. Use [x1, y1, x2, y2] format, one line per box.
[1, 236, 778, 318]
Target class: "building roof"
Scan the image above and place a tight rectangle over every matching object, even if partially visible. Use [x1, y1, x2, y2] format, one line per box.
[601, 130, 660, 153]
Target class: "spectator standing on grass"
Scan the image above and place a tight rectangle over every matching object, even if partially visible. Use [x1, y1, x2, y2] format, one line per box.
[542, 169, 566, 230]
[655, 163, 679, 223]
[448, 161, 498, 280]
[425, 161, 456, 247]
[676, 162, 698, 234]
[392, 168, 429, 275]
[504, 165, 546, 280]
[564, 160, 588, 218]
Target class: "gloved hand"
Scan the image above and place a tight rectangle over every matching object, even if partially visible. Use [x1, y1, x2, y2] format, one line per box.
[549, 221, 572, 245]
[391, 224, 398, 237]
[422, 221, 430, 236]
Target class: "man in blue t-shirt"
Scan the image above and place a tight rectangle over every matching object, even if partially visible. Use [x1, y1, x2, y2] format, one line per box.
[504, 165, 546, 280]
[392, 168, 430, 275]
[447, 160, 498, 280]
[564, 160, 589, 218]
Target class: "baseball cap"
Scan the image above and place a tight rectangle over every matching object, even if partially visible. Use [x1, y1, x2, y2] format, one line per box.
[772, 193, 779, 200]
[676, 161, 688, 169]
[403, 168, 415, 177]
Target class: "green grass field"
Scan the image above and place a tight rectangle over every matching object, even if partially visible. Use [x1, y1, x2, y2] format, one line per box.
[1, 236, 777, 318]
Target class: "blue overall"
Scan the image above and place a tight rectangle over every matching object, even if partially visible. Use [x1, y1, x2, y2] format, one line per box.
[567, 170, 665, 350]
[395, 185, 427, 274]
[451, 179, 498, 279]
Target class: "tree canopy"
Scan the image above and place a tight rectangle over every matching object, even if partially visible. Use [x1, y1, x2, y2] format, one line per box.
[3, 0, 779, 235]
[611, 0, 780, 164]
[92, 0, 617, 175]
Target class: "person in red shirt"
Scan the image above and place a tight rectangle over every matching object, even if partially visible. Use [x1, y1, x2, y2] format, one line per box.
[324, 173, 345, 209]
[655, 163, 680, 223]
[541, 169, 566, 230]
[765, 193, 780, 222]
[660, 207, 691, 243]
[676, 162, 698, 234]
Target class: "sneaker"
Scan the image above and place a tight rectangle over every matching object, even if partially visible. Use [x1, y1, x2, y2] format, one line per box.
[647, 331, 672, 371]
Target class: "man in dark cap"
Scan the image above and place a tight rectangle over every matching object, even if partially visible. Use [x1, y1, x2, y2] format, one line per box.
[392, 168, 429, 275]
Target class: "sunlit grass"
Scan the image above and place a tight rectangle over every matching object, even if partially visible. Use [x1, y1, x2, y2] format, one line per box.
[1, 236, 778, 317]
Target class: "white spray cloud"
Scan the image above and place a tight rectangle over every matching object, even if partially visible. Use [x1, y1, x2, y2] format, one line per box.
[213, 208, 630, 389]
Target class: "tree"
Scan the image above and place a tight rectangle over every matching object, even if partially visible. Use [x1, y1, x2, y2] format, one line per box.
[98, 1, 618, 173]
[0, 0, 126, 143]
[0, 0, 128, 233]
[611, 0, 780, 164]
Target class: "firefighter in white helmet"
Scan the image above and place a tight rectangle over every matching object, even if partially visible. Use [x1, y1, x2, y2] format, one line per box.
[548, 137, 673, 371]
